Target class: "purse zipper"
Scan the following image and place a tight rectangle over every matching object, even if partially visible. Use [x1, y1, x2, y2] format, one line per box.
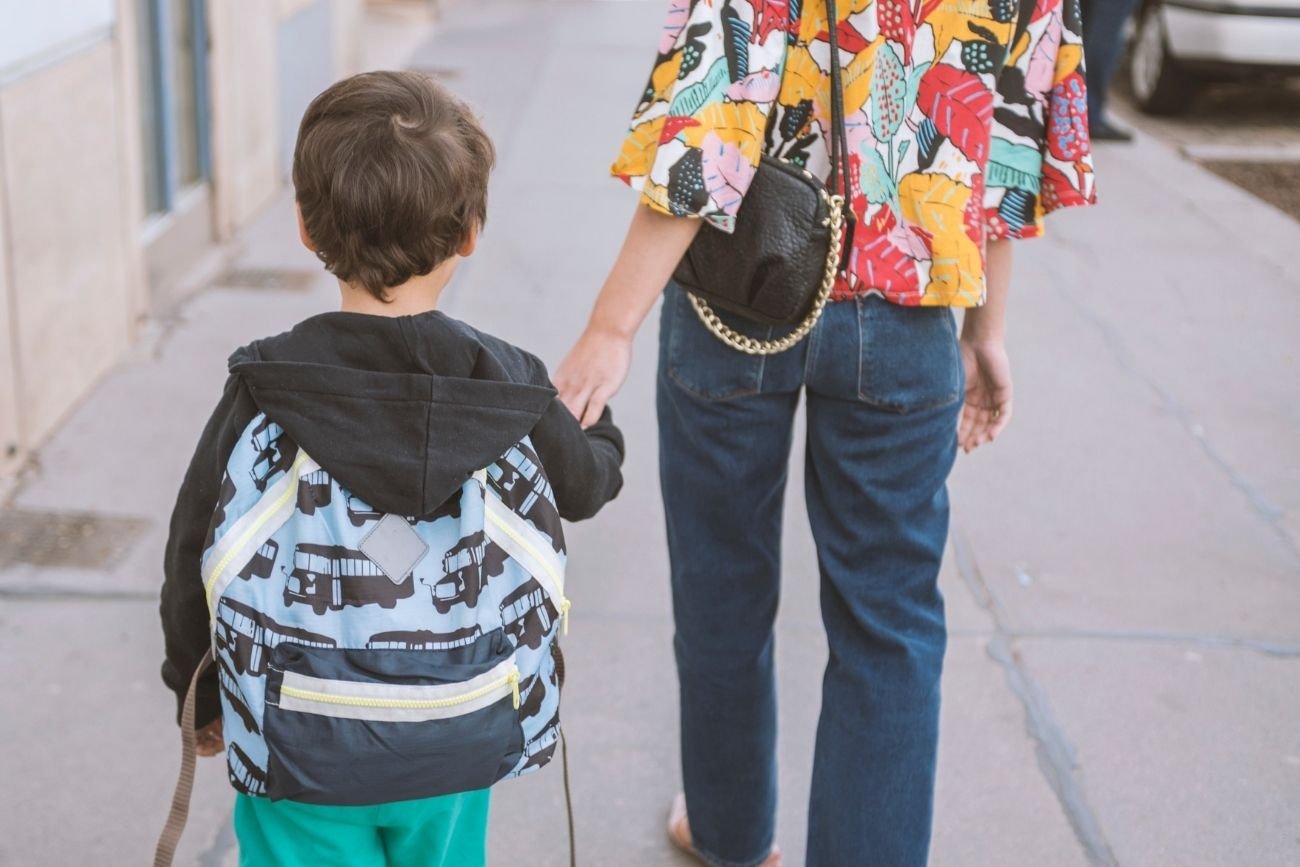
[280, 665, 522, 712]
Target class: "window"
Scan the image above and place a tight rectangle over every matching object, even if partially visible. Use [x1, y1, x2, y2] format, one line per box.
[136, 0, 210, 216]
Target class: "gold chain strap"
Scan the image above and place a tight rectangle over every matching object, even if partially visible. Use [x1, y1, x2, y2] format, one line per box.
[688, 193, 846, 356]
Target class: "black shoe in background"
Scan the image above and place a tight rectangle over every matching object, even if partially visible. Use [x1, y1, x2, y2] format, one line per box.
[1092, 118, 1135, 142]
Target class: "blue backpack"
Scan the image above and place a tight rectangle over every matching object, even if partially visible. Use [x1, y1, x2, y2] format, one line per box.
[198, 413, 568, 805]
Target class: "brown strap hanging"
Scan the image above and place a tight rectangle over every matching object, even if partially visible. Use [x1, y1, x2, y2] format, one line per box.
[154, 648, 213, 867]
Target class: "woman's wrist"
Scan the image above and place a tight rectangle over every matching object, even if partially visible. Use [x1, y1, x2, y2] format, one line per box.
[587, 296, 642, 342]
[580, 203, 703, 345]
[960, 307, 1005, 344]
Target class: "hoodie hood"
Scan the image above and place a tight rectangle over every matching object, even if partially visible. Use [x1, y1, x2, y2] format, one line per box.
[228, 310, 556, 517]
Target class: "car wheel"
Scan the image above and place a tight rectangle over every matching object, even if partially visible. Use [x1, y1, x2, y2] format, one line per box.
[1130, 2, 1198, 115]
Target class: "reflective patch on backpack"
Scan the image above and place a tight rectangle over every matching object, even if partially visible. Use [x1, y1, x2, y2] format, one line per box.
[359, 514, 430, 585]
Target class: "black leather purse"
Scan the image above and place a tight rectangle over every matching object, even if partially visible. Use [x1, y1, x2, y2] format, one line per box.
[671, 0, 854, 355]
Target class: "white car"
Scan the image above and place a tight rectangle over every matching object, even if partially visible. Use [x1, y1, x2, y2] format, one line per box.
[1129, 0, 1300, 114]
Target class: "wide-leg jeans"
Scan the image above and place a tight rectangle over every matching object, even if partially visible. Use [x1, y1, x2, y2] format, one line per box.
[657, 280, 963, 867]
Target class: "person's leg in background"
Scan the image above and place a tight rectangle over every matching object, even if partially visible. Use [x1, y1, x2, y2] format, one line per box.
[801, 296, 964, 867]
[657, 281, 807, 866]
[1082, 0, 1143, 140]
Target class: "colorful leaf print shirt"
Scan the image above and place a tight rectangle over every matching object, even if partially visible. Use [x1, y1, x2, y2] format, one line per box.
[612, 0, 1098, 307]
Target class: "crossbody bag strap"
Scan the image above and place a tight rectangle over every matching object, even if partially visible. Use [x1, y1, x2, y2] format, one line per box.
[688, 0, 851, 356]
[824, 0, 851, 205]
[154, 648, 214, 867]
[824, 0, 856, 260]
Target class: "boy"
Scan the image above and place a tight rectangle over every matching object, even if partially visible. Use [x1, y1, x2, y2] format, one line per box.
[159, 71, 624, 866]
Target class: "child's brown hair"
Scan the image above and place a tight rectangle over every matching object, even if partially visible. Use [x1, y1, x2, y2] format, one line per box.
[293, 71, 495, 300]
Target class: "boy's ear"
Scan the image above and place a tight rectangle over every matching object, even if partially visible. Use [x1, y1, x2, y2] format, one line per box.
[296, 202, 318, 253]
[456, 224, 479, 258]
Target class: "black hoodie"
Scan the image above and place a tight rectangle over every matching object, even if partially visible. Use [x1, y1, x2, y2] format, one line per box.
[160, 310, 624, 725]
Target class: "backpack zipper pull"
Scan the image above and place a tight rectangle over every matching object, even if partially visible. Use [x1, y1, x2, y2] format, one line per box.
[560, 599, 572, 637]
[508, 667, 521, 710]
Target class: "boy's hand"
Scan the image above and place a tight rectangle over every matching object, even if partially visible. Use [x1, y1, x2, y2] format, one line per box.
[195, 718, 224, 757]
[958, 337, 1012, 453]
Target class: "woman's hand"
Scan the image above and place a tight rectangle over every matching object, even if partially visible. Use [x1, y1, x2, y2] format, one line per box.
[958, 336, 1012, 453]
[554, 205, 703, 427]
[555, 326, 634, 428]
[959, 237, 1013, 453]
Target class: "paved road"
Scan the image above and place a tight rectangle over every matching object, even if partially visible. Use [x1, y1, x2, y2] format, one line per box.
[1, 2, 1297, 865]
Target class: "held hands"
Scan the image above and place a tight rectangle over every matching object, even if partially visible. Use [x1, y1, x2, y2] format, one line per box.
[958, 336, 1012, 453]
[195, 718, 224, 757]
[554, 326, 634, 428]
[554, 205, 701, 425]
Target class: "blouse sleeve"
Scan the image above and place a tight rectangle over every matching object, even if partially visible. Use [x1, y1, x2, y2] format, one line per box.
[982, 2, 1097, 241]
[610, 0, 788, 233]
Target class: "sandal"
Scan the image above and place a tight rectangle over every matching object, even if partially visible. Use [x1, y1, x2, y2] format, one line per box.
[667, 793, 782, 867]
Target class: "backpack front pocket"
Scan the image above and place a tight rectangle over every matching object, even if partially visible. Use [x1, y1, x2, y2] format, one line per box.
[262, 631, 523, 805]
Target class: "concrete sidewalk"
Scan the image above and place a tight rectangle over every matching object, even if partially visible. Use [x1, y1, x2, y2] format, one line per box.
[1, 1, 1297, 864]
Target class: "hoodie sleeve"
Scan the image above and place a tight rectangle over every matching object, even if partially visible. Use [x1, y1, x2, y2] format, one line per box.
[467, 327, 626, 521]
[159, 375, 255, 727]
[530, 398, 626, 522]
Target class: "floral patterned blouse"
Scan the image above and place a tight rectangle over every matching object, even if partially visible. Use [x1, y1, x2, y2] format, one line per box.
[612, 0, 1098, 307]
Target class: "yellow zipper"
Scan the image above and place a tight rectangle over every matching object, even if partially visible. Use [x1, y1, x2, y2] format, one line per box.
[281, 666, 522, 712]
[484, 505, 571, 634]
[204, 449, 313, 612]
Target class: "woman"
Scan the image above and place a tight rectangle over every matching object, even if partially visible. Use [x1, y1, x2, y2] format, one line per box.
[556, 3, 1096, 865]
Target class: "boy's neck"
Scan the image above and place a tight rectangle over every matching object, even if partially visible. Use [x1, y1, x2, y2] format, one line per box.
[338, 257, 458, 317]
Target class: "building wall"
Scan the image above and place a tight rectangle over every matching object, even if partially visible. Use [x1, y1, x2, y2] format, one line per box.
[209, 0, 283, 239]
[0, 166, 19, 477]
[0, 0, 115, 74]
[209, 0, 347, 240]
[111, 0, 150, 325]
[333, 0, 367, 79]
[0, 0, 363, 478]
[0, 29, 135, 461]
[276, 0, 336, 176]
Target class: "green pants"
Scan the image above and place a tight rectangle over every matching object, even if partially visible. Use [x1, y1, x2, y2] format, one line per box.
[233, 789, 490, 867]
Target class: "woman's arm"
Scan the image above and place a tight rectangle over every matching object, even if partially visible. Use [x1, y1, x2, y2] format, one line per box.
[957, 238, 1014, 453]
[554, 205, 702, 426]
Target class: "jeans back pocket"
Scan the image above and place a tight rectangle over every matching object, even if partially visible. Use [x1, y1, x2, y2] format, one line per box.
[857, 295, 963, 413]
[263, 628, 523, 805]
[661, 281, 772, 401]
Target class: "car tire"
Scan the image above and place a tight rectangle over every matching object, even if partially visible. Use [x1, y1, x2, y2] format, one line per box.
[1130, 1, 1198, 115]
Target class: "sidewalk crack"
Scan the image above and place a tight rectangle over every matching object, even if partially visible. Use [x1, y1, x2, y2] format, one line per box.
[1045, 258, 1299, 570]
[951, 530, 1120, 867]
[1007, 627, 1300, 659]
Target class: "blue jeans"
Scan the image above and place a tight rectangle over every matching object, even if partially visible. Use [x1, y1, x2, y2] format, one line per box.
[657, 282, 963, 867]
[1082, 0, 1141, 124]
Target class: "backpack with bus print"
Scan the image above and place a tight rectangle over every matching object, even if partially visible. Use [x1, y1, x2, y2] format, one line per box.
[201, 413, 568, 805]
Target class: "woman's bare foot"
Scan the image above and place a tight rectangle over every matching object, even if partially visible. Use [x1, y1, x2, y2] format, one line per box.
[667, 794, 782, 866]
